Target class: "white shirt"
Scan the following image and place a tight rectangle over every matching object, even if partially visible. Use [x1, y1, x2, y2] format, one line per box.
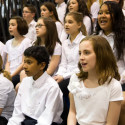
[5, 38, 32, 74]
[56, 32, 85, 79]
[122, 9, 125, 16]
[56, 2, 67, 24]
[99, 31, 125, 84]
[0, 73, 16, 120]
[8, 72, 63, 125]
[68, 73, 123, 125]
[56, 21, 64, 41]
[24, 20, 37, 42]
[83, 16, 92, 35]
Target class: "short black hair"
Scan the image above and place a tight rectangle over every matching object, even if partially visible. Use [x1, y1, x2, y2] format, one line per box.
[24, 46, 49, 71]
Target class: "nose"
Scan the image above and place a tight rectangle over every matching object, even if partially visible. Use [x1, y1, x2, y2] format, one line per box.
[80, 53, 85, 60]
[23, 63, 27, 70]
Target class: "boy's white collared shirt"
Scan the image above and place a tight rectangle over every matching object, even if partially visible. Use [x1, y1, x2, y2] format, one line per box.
[8, 72, 63, 125]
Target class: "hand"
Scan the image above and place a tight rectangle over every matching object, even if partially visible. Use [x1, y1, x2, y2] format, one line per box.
[53, 75, 64, 83]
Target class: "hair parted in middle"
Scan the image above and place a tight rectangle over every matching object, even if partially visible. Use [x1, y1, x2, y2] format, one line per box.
[77, 35, 120, 85]
[65, 11, 87, 36]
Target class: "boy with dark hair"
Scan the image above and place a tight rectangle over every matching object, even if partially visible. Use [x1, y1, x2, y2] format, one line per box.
[23, 4, 37, 42]
[7, 46, 63, 125]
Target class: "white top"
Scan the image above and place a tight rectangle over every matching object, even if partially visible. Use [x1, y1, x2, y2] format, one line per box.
[68, 73, 123, 125]
[83, 16, 92, 35]
[99, 31, 125, 84]
[0, 41, 6, 67]
[5, 38, 32, 74]
[53, 42, 62, 56]
[56, 32, 85, 79]
[24, 20, 37, 42]
[55, 21, 64, 41]
[7, 72, 63, 125]
[56, 2, 67, 24]
[122, 9, 125, 16]
[0, 73, 16, 120]
[90, 2, 100, 19]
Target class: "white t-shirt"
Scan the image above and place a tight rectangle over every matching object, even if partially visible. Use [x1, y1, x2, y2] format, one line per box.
[8, 72, 63, 125]
[5, 38, 32, 74]
[56, 32, 85, 79]
[0, 73, 16, 120]
[68, 73, 123, 125]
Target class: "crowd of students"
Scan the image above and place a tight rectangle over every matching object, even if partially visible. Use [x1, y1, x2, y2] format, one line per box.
[0, 0, 125, 125]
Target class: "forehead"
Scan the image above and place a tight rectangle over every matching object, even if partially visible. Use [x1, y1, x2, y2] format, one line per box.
[9, 19, 17, 24]
[41, 5, 49, 10]
[65, 15, 75, 21]
[100, 4, 109, 10]
[23, 7, 30, 11]
[37, 19, 44, 23]
[24, 56, 36, 62]
[69, 0, 78, 3]
[79, 40, 93, 50]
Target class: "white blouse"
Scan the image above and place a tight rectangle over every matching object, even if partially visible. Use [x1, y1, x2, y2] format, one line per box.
[56, 32, 85, 79]
[68, 73, 123, 125]
[5, 38, 32, 74]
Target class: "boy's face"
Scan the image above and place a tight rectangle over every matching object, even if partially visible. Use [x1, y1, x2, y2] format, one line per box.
[23, 56, 45, 80]
[23, 7, 35, 23]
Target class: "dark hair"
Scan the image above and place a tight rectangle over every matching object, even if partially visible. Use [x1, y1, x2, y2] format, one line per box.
[24, 46, 49, 71]
[23, 4, 36, 13]
[77, 35, 120, 85]
[95, 1, 125, 60]
[118, 0, 124, 8]
[41, 2, 60, 22]
[65, 0, 93, 34]
[10, 16, 28, 35]
[65, 12, 87, 36]
[34, 17, 61, 56]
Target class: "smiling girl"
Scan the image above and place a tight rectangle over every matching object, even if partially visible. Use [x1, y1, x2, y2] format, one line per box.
[68, 35, 123, 125]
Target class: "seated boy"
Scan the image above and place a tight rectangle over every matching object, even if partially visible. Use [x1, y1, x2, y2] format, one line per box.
[7, 46, 63, 125]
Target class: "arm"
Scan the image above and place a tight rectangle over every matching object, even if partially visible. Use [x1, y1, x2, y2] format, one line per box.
[11, 56, 24, 77]
[106, 101, 122, 125]
[67, 93, 77, 125]
[47, 55, 61, 76]
[37, 86, 63, 125]
[5, 54, 10, 72]
[0, 108, 3, 115]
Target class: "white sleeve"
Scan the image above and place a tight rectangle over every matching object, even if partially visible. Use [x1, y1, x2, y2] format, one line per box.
[7, 83, 25, 125]
[53, 43, 62, 56]
[56, 45, 67, 76]
[60, 29, 68, 43]
[90, 2, 100, 19]
[109, 80, 123, 102]
[36, 86, 63, 125]
[83, 16, 92, 35]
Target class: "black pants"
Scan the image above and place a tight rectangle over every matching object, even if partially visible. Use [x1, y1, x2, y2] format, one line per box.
[21, 115, 59, 125]
[0, 116, 8, 125]
[122, 83, 125, 91]
[12, 74, 20, 87]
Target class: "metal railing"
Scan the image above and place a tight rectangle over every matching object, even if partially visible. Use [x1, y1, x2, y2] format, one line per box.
[0, 0, 55, 43]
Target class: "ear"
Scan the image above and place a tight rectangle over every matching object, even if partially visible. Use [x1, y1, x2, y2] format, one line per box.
[31, 13, 35, 18]
[40, 62, 46, 71]
[77, 22, 82, 29]
[50, 11, 54, 17]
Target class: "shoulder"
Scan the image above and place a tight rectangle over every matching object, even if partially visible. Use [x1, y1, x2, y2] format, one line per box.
[83, 16, 91, 21]
[5, 39, 13, 46]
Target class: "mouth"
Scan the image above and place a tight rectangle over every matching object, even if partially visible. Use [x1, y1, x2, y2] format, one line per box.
[81, 62, 87, 67]
[100, 19, 108, 25]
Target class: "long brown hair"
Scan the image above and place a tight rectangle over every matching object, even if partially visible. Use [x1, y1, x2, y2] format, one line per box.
[34, 17, 61, 56]
[0, 55, 12, 81]
[77, 35, 120, 85]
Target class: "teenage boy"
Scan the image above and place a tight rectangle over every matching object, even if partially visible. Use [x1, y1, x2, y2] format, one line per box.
[23, 4, 37, 42]
[7, 46, 63, 125]
[55, 0, 67, 24]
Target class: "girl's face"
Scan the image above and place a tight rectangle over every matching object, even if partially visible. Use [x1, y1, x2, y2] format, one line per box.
[98, 4, 112, 35]
[79, 41, 96, 73]
[36, 19, 47, 38]
[9, 19, 19, 36]
[40, 5, 53, 18]
[64, 15, 81, 35]
[68, 0, 79, 12]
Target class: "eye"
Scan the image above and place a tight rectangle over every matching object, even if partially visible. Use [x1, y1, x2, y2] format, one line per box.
[98, 11, 103, 15]
[84, 50, 90, 55]
[106, 11, 110, 14]
[27, 60, 32, 65]
[79, 51, 81, 56]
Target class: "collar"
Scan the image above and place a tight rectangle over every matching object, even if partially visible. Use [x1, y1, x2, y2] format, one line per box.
[57, 2, 66, 8]
[31, 71, 49, 88]
[68, 31, 83, 45]
[29, 20, 36, 27]
[99, 30, 115, 37]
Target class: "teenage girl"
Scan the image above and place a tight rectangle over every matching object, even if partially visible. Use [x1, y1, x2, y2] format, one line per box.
[68, 35, 123, 125]
[5, 16, 32, 87]
[54, 11, 86, 97]
[40, 2, 63, 41]
[0, 55, 16, 125]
